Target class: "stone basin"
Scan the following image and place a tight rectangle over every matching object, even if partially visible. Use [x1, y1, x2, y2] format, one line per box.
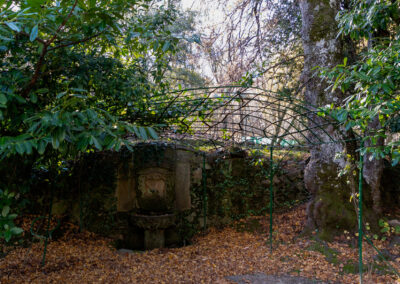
[131, 213, 176, 230]
[116, 143, 194, 250]
[131, 213, 176, 250]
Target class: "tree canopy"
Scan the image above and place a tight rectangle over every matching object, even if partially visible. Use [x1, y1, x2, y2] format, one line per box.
[322, 0, 400, 164]
[0, 0, 200, 158]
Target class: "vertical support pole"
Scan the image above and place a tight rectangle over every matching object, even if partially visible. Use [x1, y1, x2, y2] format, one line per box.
[202, 153, 207, 231]
[269, 146, 274, 252]
[79, 179, 83, 233]
[77, 157, 83, 233]
[358, 140, 364, 284]
[42, 184, 53, 266]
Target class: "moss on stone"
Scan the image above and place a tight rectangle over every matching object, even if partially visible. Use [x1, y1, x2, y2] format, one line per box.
[314, 164, 357, 238]
[51, 200, 69, 216]
[308, 0, 337, 42]
[310, 162, 378, 240]
[306, 240, 339, 264]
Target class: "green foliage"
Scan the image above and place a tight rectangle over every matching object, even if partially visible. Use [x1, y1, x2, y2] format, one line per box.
[206, 150, 307, 224]
[320, 0, 400, 164]
[0, 0, 189, 159]
[0, 0, 200, 242]
[336, 0, 399, 41]
[366, 218, 400, 241]
[0, 189, 23, 242]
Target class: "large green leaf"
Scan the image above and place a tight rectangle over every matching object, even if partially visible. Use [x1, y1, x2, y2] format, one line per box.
[147, 127, 158, 139]
[1, 205, 10, 217]
[10, 227, 23, 235]
[139, 127, 148, 140]
[5, 22, 20, 32]
[0, 94, 6, 104]
[29, 25, 38, 42]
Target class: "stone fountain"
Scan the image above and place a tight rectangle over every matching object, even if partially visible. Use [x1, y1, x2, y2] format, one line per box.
[116, 142, 193, 250]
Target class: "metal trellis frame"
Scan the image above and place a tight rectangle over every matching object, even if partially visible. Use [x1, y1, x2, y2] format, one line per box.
[33, 85, 399, 282]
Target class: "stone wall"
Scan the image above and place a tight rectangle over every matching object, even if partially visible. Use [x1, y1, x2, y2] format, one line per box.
[27, 144, 309, 249]
[202, 148, 308, 227]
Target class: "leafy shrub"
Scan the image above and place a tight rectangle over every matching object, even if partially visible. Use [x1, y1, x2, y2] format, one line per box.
[0, 189, 23, 242]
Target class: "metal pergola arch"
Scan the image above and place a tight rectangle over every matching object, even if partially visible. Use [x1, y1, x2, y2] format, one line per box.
[33, 85, 398, 283]
[140, 86, 343, 237]
[148, 85, 347, 147]
[143, 85, 398, 283]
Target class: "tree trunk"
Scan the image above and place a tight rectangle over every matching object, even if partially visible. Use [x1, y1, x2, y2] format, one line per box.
[363, 117, 384, 215]
[300, 0, 381, 238]
[300, 0, 353, 239]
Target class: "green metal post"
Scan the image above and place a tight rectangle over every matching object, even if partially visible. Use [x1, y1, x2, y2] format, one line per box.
[42, 187, 53, 266]
[79, 184, 83, 233]
[202, 153, 207, 231]
[358, 141, 364, 284]
[269, 147, 274, 252]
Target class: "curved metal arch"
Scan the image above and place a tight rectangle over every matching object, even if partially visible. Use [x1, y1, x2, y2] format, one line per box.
[190, 111, 314, 145]
[140, 85, 355, 149]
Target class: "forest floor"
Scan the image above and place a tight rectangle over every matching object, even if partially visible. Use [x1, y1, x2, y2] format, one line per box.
[0, 205, 399, 284]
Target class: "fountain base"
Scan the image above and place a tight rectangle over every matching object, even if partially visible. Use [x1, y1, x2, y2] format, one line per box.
[131, 213, 176, 250]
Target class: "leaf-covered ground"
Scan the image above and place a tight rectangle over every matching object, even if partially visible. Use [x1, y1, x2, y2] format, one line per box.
[1, 206, 399, 283]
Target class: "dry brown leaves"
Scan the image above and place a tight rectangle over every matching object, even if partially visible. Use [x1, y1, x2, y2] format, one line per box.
[0, 206, 399, 284]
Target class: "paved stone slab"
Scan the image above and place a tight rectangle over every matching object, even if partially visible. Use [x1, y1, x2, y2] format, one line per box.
[117, 249, 134, 255]
[226, 273, 329, 284]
